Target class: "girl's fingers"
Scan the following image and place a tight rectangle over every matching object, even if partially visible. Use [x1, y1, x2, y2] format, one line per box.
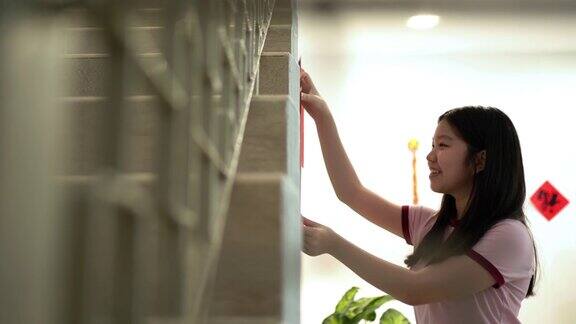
[301, 216, 315, 226]
[300, 92, 318, 104]
[300, 93, 328, 121]
[302, 215, 322, 227]
[300, 76, 312, 93]
[300, 93, 323, 108]
[300, 70, 319, 95]
[300, 92, 311, 102]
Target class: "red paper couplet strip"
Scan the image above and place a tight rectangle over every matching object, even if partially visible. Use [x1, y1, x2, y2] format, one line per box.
[299, 58, 304, 168]
[300, 103, 304, 168]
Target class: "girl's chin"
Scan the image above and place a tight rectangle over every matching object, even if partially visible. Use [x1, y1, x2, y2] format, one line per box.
[429, 184, 444, 194]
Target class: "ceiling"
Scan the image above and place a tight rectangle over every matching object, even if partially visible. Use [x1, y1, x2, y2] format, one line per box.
[299, 3, 576, 56]
[300, 0, 576, 12]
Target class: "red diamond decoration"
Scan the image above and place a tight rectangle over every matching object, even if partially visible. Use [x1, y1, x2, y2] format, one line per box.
[530, 181, 569, 221]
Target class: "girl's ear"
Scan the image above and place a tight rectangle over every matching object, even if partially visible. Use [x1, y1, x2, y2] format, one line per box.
[475, 150, 487, 173]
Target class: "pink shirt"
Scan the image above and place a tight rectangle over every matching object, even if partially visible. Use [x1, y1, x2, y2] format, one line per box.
[401, 205, 535, 324]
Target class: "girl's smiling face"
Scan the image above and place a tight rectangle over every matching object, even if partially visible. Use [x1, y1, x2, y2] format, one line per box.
[427, 120, 476, 197]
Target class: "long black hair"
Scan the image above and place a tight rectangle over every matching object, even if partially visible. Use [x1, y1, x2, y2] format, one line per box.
[404, 106, 539, 297]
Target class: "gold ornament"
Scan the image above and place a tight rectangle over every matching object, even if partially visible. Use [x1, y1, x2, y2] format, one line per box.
[408, 138, 419, 204]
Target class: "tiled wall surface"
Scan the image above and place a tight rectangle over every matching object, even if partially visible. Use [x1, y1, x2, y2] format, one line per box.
[1, 1, 300, 323]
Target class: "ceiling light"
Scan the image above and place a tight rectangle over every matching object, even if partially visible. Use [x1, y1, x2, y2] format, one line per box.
[406, 14, 440, 30]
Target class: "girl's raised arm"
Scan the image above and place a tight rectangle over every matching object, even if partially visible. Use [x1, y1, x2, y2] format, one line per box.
[345, 186, 404, 239]
[300, 70, 404, 239]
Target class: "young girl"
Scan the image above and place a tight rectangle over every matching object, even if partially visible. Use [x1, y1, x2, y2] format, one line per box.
[300, 69, 538, 323]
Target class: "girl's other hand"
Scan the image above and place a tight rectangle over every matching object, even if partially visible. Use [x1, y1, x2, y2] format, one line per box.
[302, 215, 339, 256]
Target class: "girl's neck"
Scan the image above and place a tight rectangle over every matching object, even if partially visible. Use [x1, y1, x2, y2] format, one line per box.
[453, 189, 472, 220]
[455, 199, 466, 220]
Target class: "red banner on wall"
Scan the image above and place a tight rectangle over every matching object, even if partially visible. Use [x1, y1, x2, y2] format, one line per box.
[530, 181, 569, 221]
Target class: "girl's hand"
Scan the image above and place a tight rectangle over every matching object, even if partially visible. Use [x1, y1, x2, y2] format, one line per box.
[300, 69, 329, 121]
[300, 68, 320, 96]
[302, 216, 339, 256]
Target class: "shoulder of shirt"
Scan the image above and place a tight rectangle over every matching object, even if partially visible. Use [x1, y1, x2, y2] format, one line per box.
[413, 205, 439, 220]
[416, 205, 438, 216]
[487, 219, 535, 262]
[492, 218, 527, 229]
[416, 206, 439, 228]
[489, 218, 532, 239]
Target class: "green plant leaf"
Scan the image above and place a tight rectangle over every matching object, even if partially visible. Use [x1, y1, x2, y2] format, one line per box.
[380, 308, 411, 324]
[341, 317, 356, 324]
[350, 295, 395, 322]
[365, 311, 377, 321]
[345, 296, 392, 319]
[325, 287, 409, 324]
[344, 297, 372, 319]
[335, 287, 360, 314]
[322, 313, 342, 324]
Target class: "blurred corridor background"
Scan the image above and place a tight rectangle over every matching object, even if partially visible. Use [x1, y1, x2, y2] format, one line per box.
[299, 0, 576, 323]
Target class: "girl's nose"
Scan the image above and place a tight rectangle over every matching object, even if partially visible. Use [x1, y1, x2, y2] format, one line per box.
[426, 149, 435, 162]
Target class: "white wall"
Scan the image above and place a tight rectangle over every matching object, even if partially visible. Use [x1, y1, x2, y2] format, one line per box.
[299, 9, 576, 324]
